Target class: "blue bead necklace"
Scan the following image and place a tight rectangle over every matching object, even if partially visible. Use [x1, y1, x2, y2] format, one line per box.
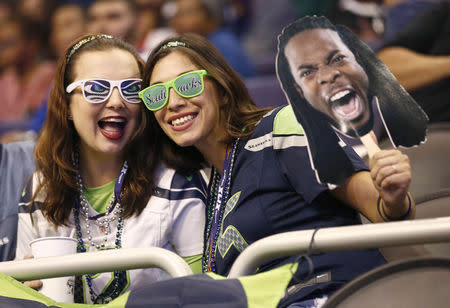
[72, 152, 127, 304]
[202, 138, 239, 273]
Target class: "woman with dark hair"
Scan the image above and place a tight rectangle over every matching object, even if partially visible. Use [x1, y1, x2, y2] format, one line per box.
[15, 34, 205, 304]
[140, 32, 415, 306]
[277, 15, 428, 185]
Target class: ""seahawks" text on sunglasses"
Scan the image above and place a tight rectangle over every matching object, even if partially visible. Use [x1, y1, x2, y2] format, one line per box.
[139, 70, 210, 111]
[66, 78, 142, 104]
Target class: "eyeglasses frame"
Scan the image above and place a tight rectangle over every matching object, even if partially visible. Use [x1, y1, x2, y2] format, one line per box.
[66, 78, 143, 104]
[139, 70, 210, 111]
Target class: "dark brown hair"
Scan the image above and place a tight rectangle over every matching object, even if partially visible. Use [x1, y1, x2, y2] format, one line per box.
[142, 33, 271, 173]
[32, 34, 161, 226]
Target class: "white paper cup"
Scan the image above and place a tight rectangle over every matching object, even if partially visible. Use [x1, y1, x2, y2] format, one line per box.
[30, 236, 78, 303]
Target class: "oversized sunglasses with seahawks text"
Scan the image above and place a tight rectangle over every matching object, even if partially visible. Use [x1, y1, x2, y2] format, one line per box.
[139, 70, 210, 111]
[66, 78, 142, 104]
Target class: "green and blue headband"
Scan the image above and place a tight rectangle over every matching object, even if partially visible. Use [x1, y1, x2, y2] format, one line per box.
[158, 41, 188, 52]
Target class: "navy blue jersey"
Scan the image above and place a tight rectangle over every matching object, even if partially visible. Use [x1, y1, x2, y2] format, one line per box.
[210, 105, 386, 302]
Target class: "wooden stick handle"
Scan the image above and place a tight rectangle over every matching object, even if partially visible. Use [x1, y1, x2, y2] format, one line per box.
[360, 133, 380, 158]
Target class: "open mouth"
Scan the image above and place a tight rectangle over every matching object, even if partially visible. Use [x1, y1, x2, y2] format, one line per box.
[170, 114, 197, 127]
[329, 89, 363, 121]
[98, 117, 127, 139]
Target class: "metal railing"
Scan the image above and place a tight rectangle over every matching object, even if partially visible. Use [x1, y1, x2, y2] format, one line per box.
[1, 217, 450, 281]
[228, 217, 450, 277]
[0, 247, 193, 280]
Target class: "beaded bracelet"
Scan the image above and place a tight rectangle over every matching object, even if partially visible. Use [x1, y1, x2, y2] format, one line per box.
[377, 193, 413, 222]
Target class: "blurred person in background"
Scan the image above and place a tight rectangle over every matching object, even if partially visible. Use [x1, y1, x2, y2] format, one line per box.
[0, 17, 55, 124]
[242, 0, 301, 75]
[16, 0, 57, 24]
[0, 0, 13, 24]
[242, 0, 342, 75]
[377, 1, 450, 122]
[16, 0, 58, 56]
[330, 0, 439, 52]
[1, 2, 88, 142]
[28, 2, 89, 136]
[49, 2, 87, 59]
[0, 140, 35, 261]
[223, 0, 252, 38]
[87, 0, 138, 46]
[0, 1, 88, 262]
[135, 0, 176, 60]
[382, 0, 437, 43]
[165, 0, 256, 77]
[329, 0, 385, 51]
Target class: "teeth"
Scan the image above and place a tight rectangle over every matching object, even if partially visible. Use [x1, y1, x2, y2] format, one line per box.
[330, 90, 351, 102]
[171, 115, 195, 126]
[103, 118, 125, 123]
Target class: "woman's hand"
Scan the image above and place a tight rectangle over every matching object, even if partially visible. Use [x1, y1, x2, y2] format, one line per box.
[22, 254, 43, 290]
[369, 149, 412, 218]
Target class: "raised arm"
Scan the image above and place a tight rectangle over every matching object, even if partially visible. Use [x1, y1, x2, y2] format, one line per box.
[377, 47, 450, 91]
[377, 2, 450, 91]
[331, 149, 414, 223]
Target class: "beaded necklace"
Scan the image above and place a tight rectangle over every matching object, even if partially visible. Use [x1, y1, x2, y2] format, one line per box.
[72, 152, 127, 304]
[202, 138, 239, 273]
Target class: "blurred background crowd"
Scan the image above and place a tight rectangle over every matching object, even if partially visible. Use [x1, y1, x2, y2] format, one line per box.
[0, 0, 448, 142]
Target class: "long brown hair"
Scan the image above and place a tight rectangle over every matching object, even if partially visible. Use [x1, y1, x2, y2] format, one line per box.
[142, 33, 271, 173]
[32, 34, 161, 226]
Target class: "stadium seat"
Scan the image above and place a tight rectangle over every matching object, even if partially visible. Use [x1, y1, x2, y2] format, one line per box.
[322, 257, 450, 308]
[378, 188, 450, 262]
[379, 122, 450, 199]
[360, 123, 450, 261]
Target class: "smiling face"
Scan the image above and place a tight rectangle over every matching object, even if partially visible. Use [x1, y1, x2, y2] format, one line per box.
[150, 51, 223, 151]
[69, 48, 141, 160]
[284, 28, 370, 132]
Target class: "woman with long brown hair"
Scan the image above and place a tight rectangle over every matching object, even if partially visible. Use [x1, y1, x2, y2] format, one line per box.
[15, 34, 205, 304]
[140, 33, 415, 306]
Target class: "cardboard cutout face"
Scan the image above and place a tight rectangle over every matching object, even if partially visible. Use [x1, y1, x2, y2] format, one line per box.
[276, 16, 428, 185]
[284, 28, 372, 137]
